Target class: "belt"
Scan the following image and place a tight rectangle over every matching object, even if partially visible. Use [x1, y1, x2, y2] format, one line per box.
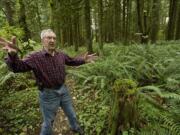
[39, 84, 63, 91]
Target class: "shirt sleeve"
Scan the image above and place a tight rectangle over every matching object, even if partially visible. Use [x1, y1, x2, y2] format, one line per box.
[4, 53, 35, 73]
[64, 53, 85, 66]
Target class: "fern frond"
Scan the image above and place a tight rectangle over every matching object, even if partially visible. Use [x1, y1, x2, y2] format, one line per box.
[0, 72, 15, 86]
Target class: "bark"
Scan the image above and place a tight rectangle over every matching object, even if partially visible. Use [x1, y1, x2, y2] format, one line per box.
[150, 0, 160, 43]
[35, 0, 42, 30]
[175, 1, 180, 40]
[84, 0, 93, 53]
[19, 0, 31, 41]
[49, 0, 62, 47]
[122, 0, 126, 41]
[125, 0, 132, 44]
[2, 0, 14, 26]
[98, 0, 103, 50]
[113, 0, 120, 44]
[136, 0, 144, 33]
[142, 11, 148, 44]
[166, 0, 178, 40]
[73, 11, 80, 51]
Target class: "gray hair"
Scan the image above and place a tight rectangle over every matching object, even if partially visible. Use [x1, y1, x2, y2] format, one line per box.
[40, 29, 55, 39]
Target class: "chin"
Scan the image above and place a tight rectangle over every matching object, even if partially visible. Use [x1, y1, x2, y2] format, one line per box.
[49, 47, 56, 50]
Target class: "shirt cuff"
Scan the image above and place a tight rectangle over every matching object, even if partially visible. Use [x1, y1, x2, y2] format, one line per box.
[6, 53, 18, 62]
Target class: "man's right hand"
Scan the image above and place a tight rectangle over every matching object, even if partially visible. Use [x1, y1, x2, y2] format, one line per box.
[0, 36, 19, 54]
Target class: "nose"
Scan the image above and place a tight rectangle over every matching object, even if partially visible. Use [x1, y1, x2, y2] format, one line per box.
[50, 38, 55, 42]
[49, 37, 56, 43]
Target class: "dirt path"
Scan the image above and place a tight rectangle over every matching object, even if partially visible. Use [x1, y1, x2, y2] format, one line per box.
[53, 109, 75, 135]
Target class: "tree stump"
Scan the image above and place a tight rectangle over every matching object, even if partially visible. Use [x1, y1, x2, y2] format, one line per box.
[109, 79, 140, 135]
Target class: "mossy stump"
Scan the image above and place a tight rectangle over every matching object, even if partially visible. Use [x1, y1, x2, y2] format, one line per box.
[109, 79, 140, 135]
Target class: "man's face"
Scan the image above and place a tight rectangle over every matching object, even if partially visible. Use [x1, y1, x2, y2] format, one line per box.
[41, 32, 56, 51]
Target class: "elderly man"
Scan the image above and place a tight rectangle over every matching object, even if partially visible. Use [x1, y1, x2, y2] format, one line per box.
[0, 29, 97, 135]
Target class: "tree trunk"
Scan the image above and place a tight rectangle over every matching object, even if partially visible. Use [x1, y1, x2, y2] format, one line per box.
[141, 11, 148, 44]
[150, 0, 160, 43]
[73, 11, 80, 51]
[49, 0, 62, 47]
[84, 0, 93, 53]
[175, 1, 180, 40]
[122, 0, 126, 41]
[19, 0, 31, 41]
[166, 0, 178, 40]
[109, 79, 139, 135]
[125, 0, 132, 44]
[113, 0, 120, 44]
[136, 0, 144, 34]
[98, 0, 103, 51]
[35, 0, 42, 31]
[2, 0, 14, 26]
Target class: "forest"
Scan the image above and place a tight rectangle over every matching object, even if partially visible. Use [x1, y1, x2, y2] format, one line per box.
[0, 0, 180, 135]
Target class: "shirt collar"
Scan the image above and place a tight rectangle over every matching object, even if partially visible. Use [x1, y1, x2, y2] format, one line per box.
[42, 49, 57, 56]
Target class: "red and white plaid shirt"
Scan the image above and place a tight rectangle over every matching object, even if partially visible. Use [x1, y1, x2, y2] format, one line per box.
[5, 50, 85, 89]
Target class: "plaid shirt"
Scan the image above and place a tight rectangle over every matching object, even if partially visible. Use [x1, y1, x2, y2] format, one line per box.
[5, 50, 85, 89]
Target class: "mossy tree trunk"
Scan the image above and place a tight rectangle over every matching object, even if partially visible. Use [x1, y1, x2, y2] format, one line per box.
[109, 79, 140, 135]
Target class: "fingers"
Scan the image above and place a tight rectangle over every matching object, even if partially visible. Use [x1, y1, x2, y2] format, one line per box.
[91, 56, 98, 61]
[2, 46, 17, 53]
[88, 53, 97, 56]
[0, 41, 7, 47]
[0, 39, 8, 47]
[0, 37, 12, 45]
[83, 52, 88, 60]
[84, 52, 88, 57]
[2, 46, 8, 50]
[11, 36, 16, 45]
[0, 37, 7, 43]
[87, 54, 98, 59]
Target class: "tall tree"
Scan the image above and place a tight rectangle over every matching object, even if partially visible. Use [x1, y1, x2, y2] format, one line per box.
[136, 0, 144, 34]
[1, 0, 15, 26]
[19, 0, 31, 41]
[125, 0, 132, 44]
[98, 0, 103, 50]
[150, 0, 160, 43]
[84, 0, 93, 53]
[136, 0, 149, 44]
[113, 0, 121, 44]
[175, 1, 180, 40]
[166, 0, 178, 40]
[49, 0, 62, 47]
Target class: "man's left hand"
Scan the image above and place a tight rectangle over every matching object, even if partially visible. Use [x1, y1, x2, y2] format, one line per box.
[84, 52, 98, 63]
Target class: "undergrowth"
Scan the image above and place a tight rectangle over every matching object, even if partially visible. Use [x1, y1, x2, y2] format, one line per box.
[0, 42, 180, 135]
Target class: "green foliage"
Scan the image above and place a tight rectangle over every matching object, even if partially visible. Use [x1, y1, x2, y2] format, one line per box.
[109, 79, 140, 135]
[0, 42, 180, 135]
[113, 79, 138, 94]
[0, 51, 40, 135]
[0, 88, 40, 135]
[0, 24, 24, 39]
[67, 42, 180, 135]
[18, 39, 40, 58]
[76, 87, 109, 135]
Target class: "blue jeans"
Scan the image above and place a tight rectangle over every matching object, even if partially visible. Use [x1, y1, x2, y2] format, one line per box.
[39, 85, 80, 135]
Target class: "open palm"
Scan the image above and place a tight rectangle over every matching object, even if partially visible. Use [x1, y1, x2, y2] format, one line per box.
[84, 52, 98, 63]
[0, 36, 19, 53]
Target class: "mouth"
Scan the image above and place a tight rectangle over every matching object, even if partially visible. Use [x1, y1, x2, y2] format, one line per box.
[49, 43, 55, 47]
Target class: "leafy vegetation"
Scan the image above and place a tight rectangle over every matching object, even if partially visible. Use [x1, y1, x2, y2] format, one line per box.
[0, 41, 180, 134]
[67, 43, 180, 135]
